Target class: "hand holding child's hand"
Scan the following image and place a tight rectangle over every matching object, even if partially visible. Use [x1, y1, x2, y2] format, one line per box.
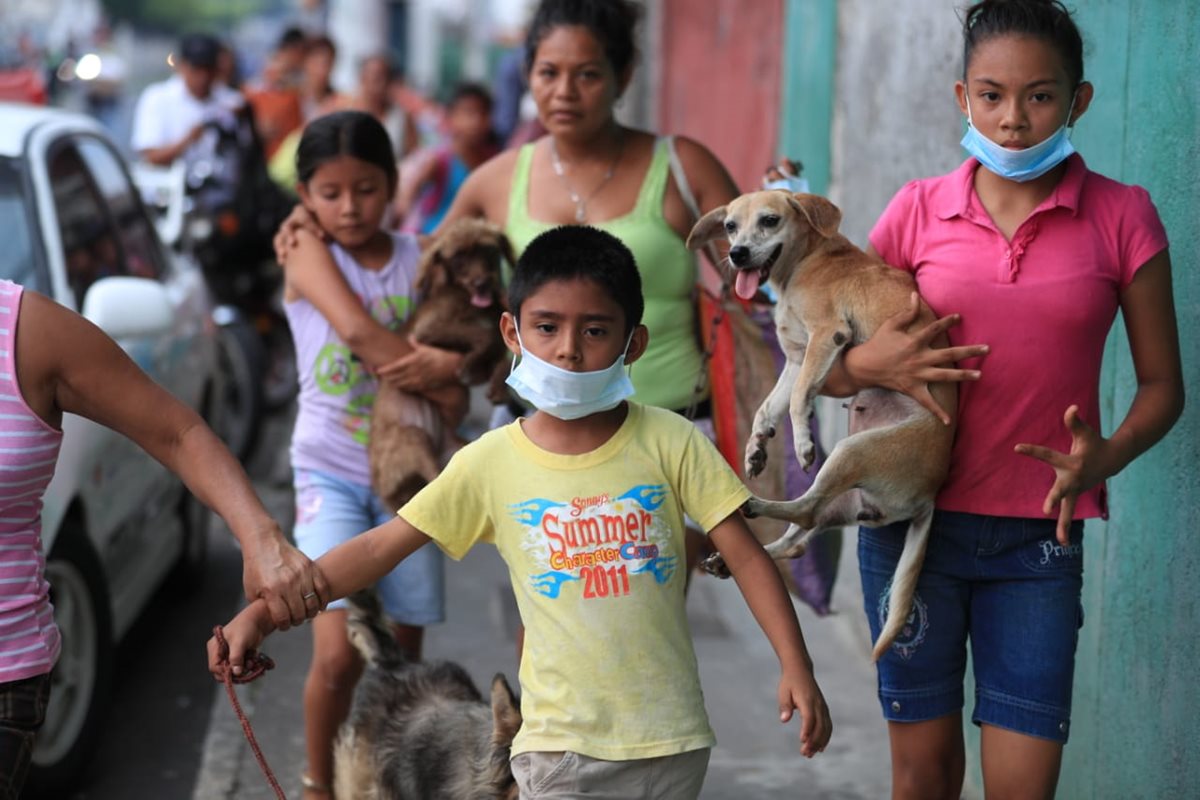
[1015, 405, 1114, 546]
[207, 603, 273, 679]
[778, 666, 832, 758]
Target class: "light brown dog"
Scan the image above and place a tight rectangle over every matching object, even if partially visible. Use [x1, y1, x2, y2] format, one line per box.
[687, 190, 957, 661]
[369, 218, 513, 511]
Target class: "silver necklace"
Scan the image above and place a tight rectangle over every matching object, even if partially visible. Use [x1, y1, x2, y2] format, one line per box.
[549, 132, 625, 223]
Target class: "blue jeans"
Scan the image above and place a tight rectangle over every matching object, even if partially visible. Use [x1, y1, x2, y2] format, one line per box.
[858, 511, 1084, 742]
[293, 468, 445, 625]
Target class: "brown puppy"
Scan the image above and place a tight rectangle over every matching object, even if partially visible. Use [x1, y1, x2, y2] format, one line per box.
[369, 218, 513, 511]
[687, 191, 957, 661]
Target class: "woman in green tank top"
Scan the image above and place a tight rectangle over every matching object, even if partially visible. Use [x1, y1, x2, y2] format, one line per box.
[435, 0, 741, 413]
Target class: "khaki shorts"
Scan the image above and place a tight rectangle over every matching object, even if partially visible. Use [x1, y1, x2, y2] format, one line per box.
[511, 748, 710, 799]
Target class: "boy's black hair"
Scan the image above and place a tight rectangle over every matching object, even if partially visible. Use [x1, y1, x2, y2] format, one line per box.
[524, 0, 640, 77]
[296, 110, 398, 190]
[178, 32, 221, 70]
[448, 81, 494, 114]
[963, 0, 1084, 87]
[509, 226, 644, 334]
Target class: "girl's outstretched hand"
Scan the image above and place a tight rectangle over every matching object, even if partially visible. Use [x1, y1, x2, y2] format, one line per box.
[845, 292, 988, 425]
[778, 666, 832, 758]
[1015, 405, 1113, 546]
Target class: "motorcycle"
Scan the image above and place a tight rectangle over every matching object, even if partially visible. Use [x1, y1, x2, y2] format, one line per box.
[133, 107, 298, 461]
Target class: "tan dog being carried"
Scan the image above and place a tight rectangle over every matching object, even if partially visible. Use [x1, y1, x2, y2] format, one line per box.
[687, 191, 957, 661]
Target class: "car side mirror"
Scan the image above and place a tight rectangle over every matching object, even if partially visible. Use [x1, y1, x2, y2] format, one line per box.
[81, 277, 174, 339]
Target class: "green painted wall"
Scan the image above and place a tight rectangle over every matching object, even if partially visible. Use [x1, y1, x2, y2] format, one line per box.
[777, 0, 837, 196]
[1050, 2, 1200, 796]
[781, 1, 1199, 796]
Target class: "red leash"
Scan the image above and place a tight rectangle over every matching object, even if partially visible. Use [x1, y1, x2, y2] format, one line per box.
[213, 625, 286, 800]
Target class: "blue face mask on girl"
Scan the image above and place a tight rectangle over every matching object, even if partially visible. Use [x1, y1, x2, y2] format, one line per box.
[505, 327, 636, 420]
[960, 93, 1078, 182]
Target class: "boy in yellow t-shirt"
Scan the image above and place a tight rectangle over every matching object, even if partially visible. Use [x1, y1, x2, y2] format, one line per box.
[209, 225, 831, 798]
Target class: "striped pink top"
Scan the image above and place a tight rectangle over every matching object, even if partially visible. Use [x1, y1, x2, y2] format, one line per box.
[0, 281, 62, 681]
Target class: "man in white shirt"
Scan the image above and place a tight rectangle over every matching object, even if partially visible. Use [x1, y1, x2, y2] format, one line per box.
[131, 33, 244, 168]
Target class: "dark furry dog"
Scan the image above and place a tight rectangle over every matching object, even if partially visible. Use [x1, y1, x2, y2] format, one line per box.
[369, 218, 513, 511]
[334, 591, 522, 800]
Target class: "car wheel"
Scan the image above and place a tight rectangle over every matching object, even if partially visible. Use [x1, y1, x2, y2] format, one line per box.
[212, 318, 264, 461]
[26, 527, 114, 796]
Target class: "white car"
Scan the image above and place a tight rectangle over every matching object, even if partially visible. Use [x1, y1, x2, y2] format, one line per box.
[0, 102, 221, 794]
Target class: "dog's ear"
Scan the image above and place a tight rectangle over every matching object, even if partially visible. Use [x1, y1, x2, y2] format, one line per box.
[490, 673, 522, 743]
[496, 232, 518, 283]
[416, 247, 451, 298]
[686, 205, 728, 250]
[786, 193, 842, 239]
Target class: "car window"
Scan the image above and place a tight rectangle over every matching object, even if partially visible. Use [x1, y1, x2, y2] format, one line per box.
[75, 137, 166, 283]
[48, 143, 127, 307]
[0, 157, 45, 292]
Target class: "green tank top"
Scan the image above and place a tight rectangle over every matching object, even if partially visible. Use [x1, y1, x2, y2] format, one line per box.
[506, 137, 705, 411]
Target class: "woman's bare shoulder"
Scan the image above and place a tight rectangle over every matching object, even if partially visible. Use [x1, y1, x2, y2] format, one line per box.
[453, 147, 524, 222]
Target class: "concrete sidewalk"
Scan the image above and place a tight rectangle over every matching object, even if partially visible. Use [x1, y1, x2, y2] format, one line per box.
[193, 535, 891, 800]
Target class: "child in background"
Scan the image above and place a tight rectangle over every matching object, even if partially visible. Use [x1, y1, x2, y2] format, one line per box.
[212, 225, 832, 799]
[827, 1, 1183, 797]
[281, 110, 464, 798]
[396, 82, 500, 234]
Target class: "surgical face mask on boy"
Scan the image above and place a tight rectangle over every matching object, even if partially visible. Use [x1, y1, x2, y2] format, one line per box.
[960, 92, 1077, 182]
[505, 326, 636, 421]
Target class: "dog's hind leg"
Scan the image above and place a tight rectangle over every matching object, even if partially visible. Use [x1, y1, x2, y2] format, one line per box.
[761, 489, 862, 560]
[702, 489, 860, 579]
[746, 359, 801, 478]
[746, 426, 890, 530]
[871, 504, 933, 662]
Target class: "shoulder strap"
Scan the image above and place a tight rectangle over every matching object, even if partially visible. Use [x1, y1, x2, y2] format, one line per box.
[666, 135, 701, 221]
[506, 143, 536, 228]
[666, 135, 723, 272]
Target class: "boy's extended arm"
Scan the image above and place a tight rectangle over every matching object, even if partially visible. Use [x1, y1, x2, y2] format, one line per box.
[208, 515, 433, 676]
[708, 513, 832, 757]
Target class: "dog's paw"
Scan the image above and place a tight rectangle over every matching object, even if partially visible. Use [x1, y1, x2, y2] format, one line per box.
[745, 449, 767, 479]
[796, 440, 817, 471]
[700, 552, 732, 579]
[744, 429, 774, 478]
[742, 497, 771, 519]
[740, 498, 760, 519]
[782, 540, 809, 559]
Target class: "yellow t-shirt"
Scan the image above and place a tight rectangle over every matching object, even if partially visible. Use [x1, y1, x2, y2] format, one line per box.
[399, 403, 750, 760]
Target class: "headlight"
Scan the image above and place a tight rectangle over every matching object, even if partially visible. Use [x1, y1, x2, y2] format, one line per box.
[74, 54, 102, 81]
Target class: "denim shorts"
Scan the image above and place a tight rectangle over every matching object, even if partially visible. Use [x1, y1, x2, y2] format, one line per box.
[294, 468, 445, 625]
[858, 510, 1084, 742]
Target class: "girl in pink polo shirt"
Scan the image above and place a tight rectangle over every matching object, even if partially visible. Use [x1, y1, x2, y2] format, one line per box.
[829, 1, 1184, 797]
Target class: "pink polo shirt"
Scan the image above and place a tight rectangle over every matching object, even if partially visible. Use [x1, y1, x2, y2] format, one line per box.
[869, 155, 1168, 519]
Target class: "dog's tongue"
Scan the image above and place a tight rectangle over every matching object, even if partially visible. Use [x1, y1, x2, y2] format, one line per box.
[734, 269, 761, 300]
[470, 291, 493, 308]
